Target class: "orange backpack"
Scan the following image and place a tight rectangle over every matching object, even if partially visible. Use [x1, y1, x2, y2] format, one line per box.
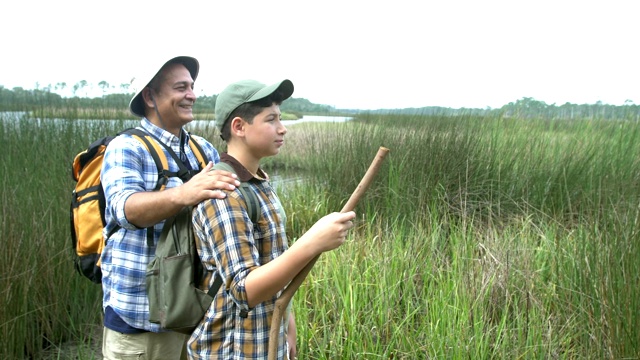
[70, 128, 208, 283]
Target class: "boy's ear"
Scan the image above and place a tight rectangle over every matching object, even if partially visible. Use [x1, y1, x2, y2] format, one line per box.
[230, 117, 245, 137]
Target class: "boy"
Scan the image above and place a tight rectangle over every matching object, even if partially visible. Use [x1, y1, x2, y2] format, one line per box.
[189, 79, 356, 359]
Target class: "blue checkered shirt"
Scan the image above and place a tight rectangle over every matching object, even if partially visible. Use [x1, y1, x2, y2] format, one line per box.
[100, 118, 220, 331]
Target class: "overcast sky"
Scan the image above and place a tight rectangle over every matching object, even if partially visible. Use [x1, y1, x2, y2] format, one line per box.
[2, 0, 638, 110]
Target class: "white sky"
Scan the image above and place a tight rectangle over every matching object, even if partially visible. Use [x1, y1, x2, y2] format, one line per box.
[1, 0, 638, 110]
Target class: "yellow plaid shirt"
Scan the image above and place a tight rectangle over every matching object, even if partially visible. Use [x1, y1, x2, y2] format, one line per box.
[189, 154, 290, 359]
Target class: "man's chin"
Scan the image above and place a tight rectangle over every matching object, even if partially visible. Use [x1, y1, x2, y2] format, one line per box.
[180, 112, 194, 122]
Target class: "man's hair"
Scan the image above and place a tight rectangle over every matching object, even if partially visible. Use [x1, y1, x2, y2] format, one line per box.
[219, 92, 287, 141]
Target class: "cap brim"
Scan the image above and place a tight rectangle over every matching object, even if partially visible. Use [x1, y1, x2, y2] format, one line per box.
[247, 79, 294, 103]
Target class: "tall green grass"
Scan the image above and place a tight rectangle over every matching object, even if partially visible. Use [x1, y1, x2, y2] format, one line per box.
[271, 114, 640, 359]
[0, 115, 136, 359]
[1, 112, 639, 359]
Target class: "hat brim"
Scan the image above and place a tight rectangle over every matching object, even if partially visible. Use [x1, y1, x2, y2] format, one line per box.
[129, 56, 199, 118]
[247, 79, 294, 103]
[214, 79, 295, 132]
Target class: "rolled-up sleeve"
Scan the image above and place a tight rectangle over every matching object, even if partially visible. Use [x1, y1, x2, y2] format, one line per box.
[102, 135, 153, 230]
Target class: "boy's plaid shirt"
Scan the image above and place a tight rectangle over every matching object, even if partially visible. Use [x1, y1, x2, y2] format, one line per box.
[189, 155, 290, 359]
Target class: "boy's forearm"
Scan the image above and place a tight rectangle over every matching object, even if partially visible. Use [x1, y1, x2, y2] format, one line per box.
[244, 241, 317, 307]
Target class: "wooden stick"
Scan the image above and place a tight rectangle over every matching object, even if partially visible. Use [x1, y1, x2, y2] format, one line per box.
[268, 147, 390, 360]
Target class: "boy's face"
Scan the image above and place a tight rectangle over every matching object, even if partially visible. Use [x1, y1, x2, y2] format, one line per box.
[150, 63, 196, 128]
[244, 104, 288, 158]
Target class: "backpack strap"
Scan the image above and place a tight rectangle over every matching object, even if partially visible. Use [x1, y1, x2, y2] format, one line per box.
[208, 272, 223, 298]
[212, 162, 260, 224]
[204, 161, 258, 302]
[240, 184, 260, 225]
[117, 129, 164, 247]
[127, 129, 189, 189]
[125, 128, 209, 189]
[187, 135, 209, 169]
[117, 128, 211, 247]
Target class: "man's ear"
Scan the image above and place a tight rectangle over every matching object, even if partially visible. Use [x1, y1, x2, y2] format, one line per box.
[141, 88, 155, 109]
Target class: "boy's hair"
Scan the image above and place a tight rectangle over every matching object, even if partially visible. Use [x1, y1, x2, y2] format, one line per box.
[214, 79, 294, 141]
[220, 94, 285, 141]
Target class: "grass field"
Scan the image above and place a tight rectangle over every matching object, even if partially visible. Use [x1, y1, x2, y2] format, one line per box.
[1, 111, 639, 359]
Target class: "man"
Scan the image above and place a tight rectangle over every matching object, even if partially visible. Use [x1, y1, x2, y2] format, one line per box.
[100, 55, 239, 359]
[188, 79, 356, 359]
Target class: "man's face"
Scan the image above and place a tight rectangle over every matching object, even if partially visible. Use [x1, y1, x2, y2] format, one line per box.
[150, 63, 196, 129]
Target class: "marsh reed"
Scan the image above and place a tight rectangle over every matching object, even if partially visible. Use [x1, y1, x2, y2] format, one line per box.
[1, 112, 638, 359]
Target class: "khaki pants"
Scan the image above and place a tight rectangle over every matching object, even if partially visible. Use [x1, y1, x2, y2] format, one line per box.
[102, 326, 188, 360]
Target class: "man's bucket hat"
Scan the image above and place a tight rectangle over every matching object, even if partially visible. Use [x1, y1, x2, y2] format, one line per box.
[215, 79, 294, 131]
[129, 56, 199, 117]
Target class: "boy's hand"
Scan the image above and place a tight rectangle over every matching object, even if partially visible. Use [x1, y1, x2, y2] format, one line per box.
[305, 211, 356, 253]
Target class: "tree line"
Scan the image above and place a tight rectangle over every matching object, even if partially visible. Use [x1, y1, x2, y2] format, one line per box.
[0, 86, 336, 118]
[359, 97, 640, 121]
[1, 86, 638, 121]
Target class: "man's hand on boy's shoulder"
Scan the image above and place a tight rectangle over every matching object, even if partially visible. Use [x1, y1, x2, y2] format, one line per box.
[177, 162, 240, 205]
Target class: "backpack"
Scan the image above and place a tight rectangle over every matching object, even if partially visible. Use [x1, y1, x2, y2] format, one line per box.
[146, 161, 259, 333]
[70, 127, 208, 284]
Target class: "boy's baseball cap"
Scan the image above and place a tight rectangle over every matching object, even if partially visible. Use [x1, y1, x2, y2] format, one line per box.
[128, 56, 199, 118]
[215, 79, 294, 131]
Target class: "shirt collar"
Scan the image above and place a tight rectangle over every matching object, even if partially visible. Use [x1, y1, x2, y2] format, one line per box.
[220, 153, 268, 182]
[140, 118, 187, 145]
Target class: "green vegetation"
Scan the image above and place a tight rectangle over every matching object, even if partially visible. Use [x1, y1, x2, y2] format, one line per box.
[1, 108, 639, 359]
[0, 86, 334, 120]
[361, 97, 640, 121]
[267, 116, 640, 359]
[3, 85, 640, 121]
